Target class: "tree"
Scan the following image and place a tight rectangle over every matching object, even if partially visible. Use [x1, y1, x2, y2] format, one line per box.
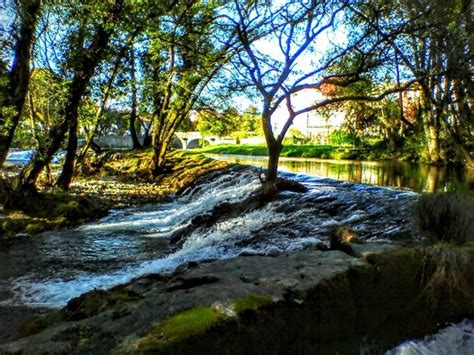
[228, 2, 361, 197]
[15, 68, 67, 148]
[0, 0, 41, 167]
[143, 0, 236, 175]
[76, 53, 123, 163]
[17, 0, 126, 191]
[351, 0, 473, 166]
[197, 107, 240, 138]
[229, 0, 421, 198]
[241, 105, 262, 136]
[128, 43, 142, 149]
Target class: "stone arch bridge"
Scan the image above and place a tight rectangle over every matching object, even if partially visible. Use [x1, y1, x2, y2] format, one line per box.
[172, 132, 237, 149]
[93, 132, 236, 149]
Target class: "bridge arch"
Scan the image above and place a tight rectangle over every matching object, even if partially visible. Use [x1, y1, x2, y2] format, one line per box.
[170, 134, 186, 149]
[186, 138, 210, 149]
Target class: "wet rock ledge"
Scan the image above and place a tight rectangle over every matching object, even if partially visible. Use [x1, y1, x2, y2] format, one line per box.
[2, 243, 474, 354]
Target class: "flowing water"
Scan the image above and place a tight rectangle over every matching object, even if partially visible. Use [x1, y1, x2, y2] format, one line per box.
[1, 156, 472, 352]
[206, 154, 474, 193]
[0, 167, 417, 308]
[387, 319, 474, 354]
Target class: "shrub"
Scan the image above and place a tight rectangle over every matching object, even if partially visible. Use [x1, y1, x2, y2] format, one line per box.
[420, 244, 473, 307]
[416, 192, 474, 245]
[330, 129, 359, 146]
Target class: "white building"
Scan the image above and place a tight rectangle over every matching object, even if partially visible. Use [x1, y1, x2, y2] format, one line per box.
[271, 88, 345, 143]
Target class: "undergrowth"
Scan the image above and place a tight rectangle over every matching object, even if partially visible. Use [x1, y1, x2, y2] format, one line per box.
[416, 192, 474, 307]
[416, 192, 474, 245]
[420, 244, 473, 307]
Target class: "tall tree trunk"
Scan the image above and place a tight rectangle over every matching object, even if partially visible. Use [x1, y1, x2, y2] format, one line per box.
[55, 112, 79, 190]
[424, 119, 441, 163]
[77, 53, 122, 163]
[0, 0, 41, 167]
[129, 45, 142, 149]
[262, 112, 282, 200]
[152, 130, 173, 175]
[152, 140, 168, 175]
[420, 91, 442, 164]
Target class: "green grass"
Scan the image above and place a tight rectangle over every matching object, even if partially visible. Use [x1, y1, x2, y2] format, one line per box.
[194, 144, 336, 159]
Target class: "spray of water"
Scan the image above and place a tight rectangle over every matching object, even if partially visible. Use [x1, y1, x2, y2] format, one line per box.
[2, 169, 417, 307]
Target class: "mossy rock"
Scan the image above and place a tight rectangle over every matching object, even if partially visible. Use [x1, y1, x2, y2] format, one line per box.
[234, 294, 273, 314]
[24, 221, 47, 234]
[53, 201, 82, 219]
[19, 311, 65, 338]
[64, 287, 143, 321]
[133, 306, 229, 352]
[2, 219, 27, 233]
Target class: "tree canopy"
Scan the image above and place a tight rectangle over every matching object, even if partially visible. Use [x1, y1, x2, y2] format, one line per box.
[0, 0, 471, 193]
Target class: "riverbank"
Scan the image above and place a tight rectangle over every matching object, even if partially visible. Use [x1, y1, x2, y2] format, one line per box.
[194, 143, 407, 161]
[0, 150, 230, 240]
[1, 151, 473, 353]
[2, 241, 474, 354]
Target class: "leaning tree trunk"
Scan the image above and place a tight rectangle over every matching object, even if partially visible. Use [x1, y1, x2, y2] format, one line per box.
[152, 123, 177, 175]
[0, 0, 41, 167]
[17, 120, 69, 191]
[152, 130, 175, 175]
[421, 93, 442, 164]
[152, 140, 168, 175]
[55, 112, 79, 190]
[77, 52, 122, 164]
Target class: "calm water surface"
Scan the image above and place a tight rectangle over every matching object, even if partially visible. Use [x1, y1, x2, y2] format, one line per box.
[206, 154, 474, 193]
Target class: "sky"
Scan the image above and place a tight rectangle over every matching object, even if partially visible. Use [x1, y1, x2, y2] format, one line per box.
[0, 0, 11, 35]
[231, 9, 348, 111]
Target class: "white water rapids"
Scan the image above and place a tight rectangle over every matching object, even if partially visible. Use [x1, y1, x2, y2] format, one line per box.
[1, 167, 416, 308]
[387, 319, 474, 354]
[1, 165, 473, 353]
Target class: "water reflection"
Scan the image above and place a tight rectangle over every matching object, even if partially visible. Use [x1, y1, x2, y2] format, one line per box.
[207, 154, 474, 193]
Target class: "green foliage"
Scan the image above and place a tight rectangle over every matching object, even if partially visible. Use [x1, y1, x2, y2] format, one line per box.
[330, 129, 359, 146]
[400, 134, 425, 161]
[13, 68, 68, 148]
[197, 106, 262, 139]
[195, 144, 335, 158]
[417, 192, 474, 245]
[241, 105, 261, 135]
[196, 144, 269, 156]
[197, 107, 240, 137]
[289, 128, 304, 139]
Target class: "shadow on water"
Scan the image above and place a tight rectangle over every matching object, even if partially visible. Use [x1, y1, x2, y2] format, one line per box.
[207, 154, 474, 193]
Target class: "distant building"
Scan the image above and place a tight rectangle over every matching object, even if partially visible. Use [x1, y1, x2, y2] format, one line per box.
[271, 87, 345, 143]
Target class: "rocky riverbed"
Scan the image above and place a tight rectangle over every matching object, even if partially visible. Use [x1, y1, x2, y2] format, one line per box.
[2, 241, 474, 354]
[1, 150, 474, 354]
[0, 151, 230, 239]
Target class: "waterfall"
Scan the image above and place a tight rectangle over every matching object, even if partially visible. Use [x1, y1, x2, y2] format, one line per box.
[1, 167, 417, 307]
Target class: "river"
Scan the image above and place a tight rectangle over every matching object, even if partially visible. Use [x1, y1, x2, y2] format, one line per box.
[0, 167, 417, 308]
[0, 156, 473, 353]
[206, 154, 474, 193]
